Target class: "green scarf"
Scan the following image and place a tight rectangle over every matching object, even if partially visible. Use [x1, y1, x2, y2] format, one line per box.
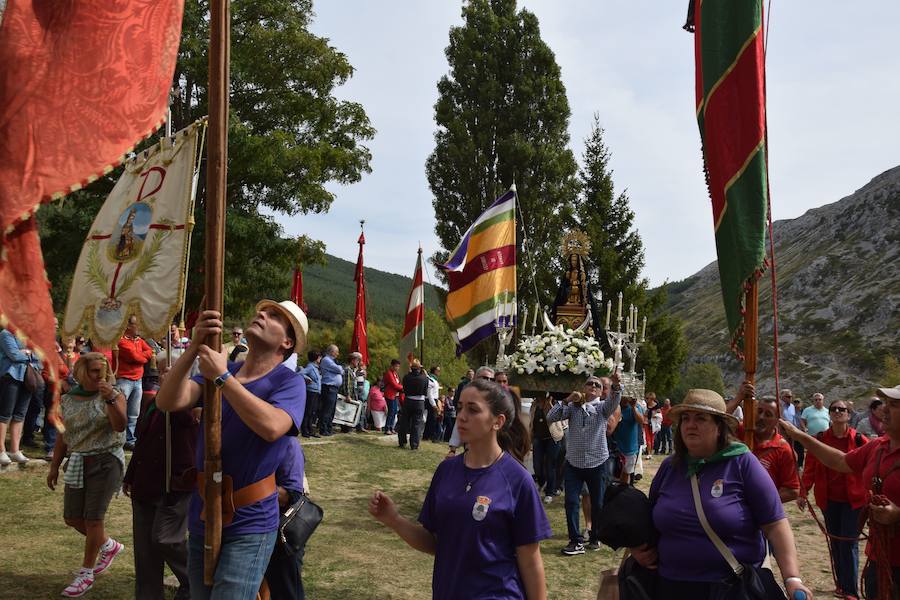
[67, 384, 99, 397]
[685, 442, 749, 478]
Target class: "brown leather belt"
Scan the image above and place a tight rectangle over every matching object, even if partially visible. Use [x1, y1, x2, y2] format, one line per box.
[196, 471, 276, 525]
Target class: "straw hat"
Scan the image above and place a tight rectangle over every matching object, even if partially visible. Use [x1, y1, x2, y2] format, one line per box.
[254, 299, 308, 355]
[668, 389, 739, 430]
[877, 385, 900, 401]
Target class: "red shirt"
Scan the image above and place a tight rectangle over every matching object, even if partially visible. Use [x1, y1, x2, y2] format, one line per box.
[383, 369, 403, 400]
[114, 336, 153, 380]
[802, 428, 868, 509]
[661, 406, 673, 427]
[752, 432, 801, 494]
[846, 437, 900, 565]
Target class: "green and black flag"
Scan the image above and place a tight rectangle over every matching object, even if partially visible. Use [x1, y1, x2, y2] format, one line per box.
[691, 0, 769, 358]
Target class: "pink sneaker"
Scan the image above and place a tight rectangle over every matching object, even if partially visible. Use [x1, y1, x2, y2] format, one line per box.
[93, 539, 124, 575]
[61, 571, 94, 597]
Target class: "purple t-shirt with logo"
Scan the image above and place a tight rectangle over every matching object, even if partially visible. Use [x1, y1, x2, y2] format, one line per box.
[189, 362, 305, 536]
[649, 452, 784, 582]
[418, 453, 552, 600]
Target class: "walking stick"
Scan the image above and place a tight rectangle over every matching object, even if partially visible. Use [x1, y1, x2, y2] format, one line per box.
[203, 0, 229, 584]
[742, 280, 758, 450]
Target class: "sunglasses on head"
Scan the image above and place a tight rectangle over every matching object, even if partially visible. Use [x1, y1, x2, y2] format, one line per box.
[829, 406, 848, 413]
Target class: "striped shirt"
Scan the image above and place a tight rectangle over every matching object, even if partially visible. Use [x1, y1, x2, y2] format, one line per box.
[547, 389, 621, 469]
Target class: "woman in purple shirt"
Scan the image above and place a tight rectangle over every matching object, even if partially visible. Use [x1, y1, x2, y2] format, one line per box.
[369, 379, 551, 600]
[629, 389, 813, 600]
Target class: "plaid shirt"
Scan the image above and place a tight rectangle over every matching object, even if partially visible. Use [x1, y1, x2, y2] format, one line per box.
[547, 389, 621, 469]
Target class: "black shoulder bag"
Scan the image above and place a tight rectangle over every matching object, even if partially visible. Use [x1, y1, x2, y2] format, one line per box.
[690, 474, 786, 600]
[278, 493, 324, 556]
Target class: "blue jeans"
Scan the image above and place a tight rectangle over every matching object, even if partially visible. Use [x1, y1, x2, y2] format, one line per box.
[22, 381, 46, 442]
[825, 501, 861, 595]
[532, 437, 561, 495]
[318, 385, 338, 435]
[301, 390, 319, 437]
[385, 398, 399, 431]
[655, 425, 672, 454]
[188, 530, 277, 600]
[563, 462, 605, 544]
[117, 377, 143, 444]
[442, 412, 456, 441]
[0, 375, 32, 423]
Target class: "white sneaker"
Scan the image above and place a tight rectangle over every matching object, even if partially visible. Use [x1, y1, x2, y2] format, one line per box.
[543, 495, 553, 504]
[61, 571, 94, 597]
[9, 451, 29, 464]
[0, 451, 10, 466]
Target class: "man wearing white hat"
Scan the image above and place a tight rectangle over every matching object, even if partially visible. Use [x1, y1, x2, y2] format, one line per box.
[157, 300, 308, 599]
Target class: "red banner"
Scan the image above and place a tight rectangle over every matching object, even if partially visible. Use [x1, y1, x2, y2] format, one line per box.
[350, 232, 369, 365]
[0, 0, 184, 401]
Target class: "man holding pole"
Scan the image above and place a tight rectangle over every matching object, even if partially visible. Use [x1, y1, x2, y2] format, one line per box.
[157, 299, 307, 599]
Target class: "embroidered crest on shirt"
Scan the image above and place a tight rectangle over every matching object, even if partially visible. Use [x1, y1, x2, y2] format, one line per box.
[710, 479, 724, 498]
[472, 496, 492, 521]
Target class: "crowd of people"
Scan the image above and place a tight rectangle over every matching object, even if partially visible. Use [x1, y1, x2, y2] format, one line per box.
[3, 304, 900, 600]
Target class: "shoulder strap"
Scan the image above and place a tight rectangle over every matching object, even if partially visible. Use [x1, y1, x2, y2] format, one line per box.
[855, 432, 864, 447]
[689, 474, 744, 576]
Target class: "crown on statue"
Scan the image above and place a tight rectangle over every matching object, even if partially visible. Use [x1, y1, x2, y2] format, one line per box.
[560, 230, 591, 258]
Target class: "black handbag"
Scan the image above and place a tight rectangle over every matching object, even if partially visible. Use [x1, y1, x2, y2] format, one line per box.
[278, 494, 323, 556]
[689, 475, 786, 600]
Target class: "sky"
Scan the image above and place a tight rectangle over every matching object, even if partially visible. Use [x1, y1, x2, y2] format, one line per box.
[281, 1, 900, 288]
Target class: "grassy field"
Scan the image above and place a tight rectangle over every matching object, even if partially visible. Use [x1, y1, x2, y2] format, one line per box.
[1, 434, 851, 599]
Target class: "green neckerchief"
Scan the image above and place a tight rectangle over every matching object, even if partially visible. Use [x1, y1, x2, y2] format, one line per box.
[685, 442, 749, 478]
[67, 384, 99, 397]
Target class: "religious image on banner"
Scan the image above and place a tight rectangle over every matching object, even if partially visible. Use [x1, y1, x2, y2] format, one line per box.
[62, 120, 205, 346]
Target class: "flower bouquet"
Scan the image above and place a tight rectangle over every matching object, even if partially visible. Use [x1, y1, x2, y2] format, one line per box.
[509, 327, 613, 393]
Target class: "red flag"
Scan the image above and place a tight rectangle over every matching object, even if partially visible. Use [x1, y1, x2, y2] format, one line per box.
[0, 0, 184, 405]
[290, 268, 307, 313]
[398, 248, 425, 367]
[350, 232, 369, 365]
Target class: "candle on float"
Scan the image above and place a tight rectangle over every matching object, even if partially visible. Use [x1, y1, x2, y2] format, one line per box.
[633, 306, 638, 334]
[532, 303, 539, 329]
[641, 316, 647, 342]
[617, 292, 623, 322]
[605, 300, 611, 330]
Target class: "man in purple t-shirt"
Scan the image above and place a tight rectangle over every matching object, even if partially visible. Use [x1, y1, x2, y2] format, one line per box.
[157, 299, 308, 600]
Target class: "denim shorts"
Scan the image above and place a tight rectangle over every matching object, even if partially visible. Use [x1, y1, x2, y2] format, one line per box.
[0, 374, 31, 423]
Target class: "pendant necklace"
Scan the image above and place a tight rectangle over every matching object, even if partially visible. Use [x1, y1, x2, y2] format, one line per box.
[464, 451, 504, 492]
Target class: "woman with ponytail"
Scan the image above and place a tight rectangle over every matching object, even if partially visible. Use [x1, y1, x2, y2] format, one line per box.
[369, 379, 550, 600]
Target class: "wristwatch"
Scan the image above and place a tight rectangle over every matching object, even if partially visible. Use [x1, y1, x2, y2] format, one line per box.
[214, 370, 232, 388]
[104, 396, 118, 405]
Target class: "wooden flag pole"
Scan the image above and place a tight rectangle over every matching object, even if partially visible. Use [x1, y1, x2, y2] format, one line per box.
[742, 279, 759, 450]
[203, 0, 229, 585]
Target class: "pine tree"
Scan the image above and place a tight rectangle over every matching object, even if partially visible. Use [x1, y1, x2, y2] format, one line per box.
[575, 115, 687, 394]
[576, 114, 646, 310]
[426, 0, 579, 314]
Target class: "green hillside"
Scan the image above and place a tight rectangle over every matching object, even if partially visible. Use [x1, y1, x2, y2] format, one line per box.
[302, 254, 443, 326]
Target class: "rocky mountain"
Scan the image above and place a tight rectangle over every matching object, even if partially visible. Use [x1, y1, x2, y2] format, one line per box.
[664, 165, 900, 402]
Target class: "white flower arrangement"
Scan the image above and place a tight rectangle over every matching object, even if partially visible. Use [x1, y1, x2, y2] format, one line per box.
[510, 328, 613, 377]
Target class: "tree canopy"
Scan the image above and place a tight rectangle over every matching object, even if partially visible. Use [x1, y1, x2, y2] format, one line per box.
[426, 0, 579, 311]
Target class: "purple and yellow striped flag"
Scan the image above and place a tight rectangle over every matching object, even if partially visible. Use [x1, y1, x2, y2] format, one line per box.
[693, 0, 769, 358]
[440, 188, 516, 355]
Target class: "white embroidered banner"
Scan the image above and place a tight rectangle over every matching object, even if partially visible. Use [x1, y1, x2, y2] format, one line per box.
[62, 120, 203, 345]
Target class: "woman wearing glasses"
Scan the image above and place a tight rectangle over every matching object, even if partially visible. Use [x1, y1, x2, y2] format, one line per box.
[798, 399, 868, 600]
